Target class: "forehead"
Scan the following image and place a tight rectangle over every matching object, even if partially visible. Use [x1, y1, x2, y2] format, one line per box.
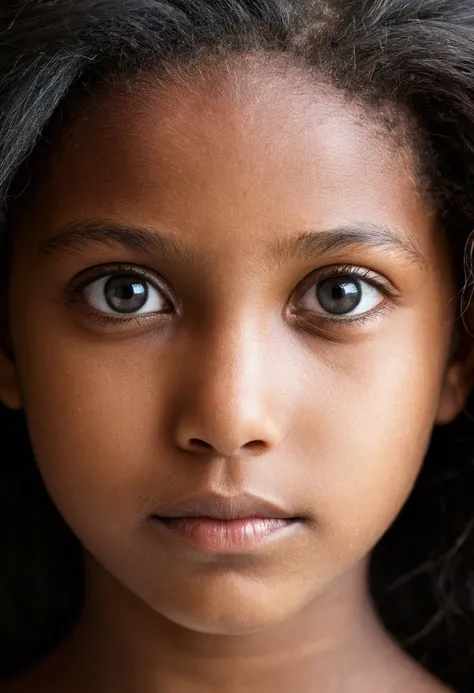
[29, 59, 434, 256]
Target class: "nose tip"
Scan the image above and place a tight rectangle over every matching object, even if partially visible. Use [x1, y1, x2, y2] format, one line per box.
[172, 400, 284, 458]
[169, 329, 285, 459]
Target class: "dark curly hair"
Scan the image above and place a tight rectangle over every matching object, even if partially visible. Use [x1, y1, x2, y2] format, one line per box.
[1, 1, 474, 690]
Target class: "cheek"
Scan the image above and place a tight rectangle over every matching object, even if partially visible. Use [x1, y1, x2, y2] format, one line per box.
[12, 324, 168, 541]
[292, 322, 448, 556]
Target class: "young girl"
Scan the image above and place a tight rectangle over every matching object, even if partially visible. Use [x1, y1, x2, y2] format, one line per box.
[1, 0, 474, 691]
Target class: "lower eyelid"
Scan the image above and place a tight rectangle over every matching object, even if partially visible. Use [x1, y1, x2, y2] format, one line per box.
[71, 302, 173, 334]
[296, 299, 394, 327]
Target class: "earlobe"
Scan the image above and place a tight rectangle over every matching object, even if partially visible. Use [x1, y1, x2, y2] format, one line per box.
[435, 360, 472, 426]
[0, 350, 22, 410]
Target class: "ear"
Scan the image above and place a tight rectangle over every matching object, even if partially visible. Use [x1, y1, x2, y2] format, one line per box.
[0, 349, 22, 410]
[435, 327, 474, 425]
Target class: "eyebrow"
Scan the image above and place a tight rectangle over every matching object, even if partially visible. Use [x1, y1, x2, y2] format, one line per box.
[270, 222, 425, 268]
[40, 219, 425, 268]
[40, 220, 194, 264]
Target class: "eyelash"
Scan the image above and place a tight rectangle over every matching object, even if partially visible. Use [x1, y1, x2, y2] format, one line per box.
[292, 263, 398, 328]
[63, 263, 174, 327]
[64, 262, 398, 329]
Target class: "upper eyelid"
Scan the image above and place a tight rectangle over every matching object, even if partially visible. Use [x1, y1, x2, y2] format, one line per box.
[66, 261, 396, 309]
[69, 262, 160, 284]
[294, 264, 397, 300]
[64, 262, 176, 307]
[68, 262, 173, 298]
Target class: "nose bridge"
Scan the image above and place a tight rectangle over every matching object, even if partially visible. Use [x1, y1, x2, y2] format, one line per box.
[208, 313, 259, 394]
[173, 312, 284, 456]
[196, 314, 270, 426]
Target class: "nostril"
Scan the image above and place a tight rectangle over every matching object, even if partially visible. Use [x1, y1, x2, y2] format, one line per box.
[186, 438, 268, 456]
[189, 438, 214, 450]
[242, 440, 267, 454]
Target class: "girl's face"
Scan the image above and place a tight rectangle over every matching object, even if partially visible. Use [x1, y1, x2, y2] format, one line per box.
[1, 63, 469, 634]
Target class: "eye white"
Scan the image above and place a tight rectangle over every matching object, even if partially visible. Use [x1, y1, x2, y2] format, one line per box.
[83, 275, 168, 315]
[300, 275, 383, 317]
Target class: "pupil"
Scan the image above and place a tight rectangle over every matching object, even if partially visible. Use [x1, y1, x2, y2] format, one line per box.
[105, 276, 148, 313]
[316, 276, 362, 315]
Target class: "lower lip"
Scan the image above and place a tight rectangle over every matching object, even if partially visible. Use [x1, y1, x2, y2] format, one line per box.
[153, 517, 297, 552]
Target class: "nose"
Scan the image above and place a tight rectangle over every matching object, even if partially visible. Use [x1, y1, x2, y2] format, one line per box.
[170, 324, 285, 458]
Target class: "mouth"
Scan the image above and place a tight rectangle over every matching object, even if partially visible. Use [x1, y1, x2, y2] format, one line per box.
[150, 494, 303, 553]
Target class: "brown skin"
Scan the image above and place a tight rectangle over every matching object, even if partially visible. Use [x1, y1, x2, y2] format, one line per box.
[0, 61, 469, 692]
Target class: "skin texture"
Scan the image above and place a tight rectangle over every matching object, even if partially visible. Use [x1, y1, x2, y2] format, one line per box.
[0, 60, 469, 691]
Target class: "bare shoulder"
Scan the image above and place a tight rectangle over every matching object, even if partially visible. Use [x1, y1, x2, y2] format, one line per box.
[417, 679, 455, 693]
[396, 669, 455, 693]
[0, 671, 458, 693]
[367, 634, 457, 693]
[368, 668, 454, 693]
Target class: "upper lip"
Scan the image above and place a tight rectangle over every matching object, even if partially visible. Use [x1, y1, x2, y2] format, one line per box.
[151, 493, 296, 521]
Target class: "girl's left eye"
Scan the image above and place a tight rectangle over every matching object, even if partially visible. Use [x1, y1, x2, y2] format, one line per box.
[83, 274, 170, 315]
[299, 274, 384, 317]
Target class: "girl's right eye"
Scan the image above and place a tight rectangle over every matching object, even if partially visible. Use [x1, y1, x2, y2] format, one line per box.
[82, 272, 172, 316]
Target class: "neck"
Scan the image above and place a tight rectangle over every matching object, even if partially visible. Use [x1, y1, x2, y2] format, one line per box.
[45, 555, 407, 693]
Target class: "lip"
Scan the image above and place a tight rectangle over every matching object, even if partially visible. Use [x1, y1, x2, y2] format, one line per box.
[150, 493, 302, 553]
[152, 493, 296, 521]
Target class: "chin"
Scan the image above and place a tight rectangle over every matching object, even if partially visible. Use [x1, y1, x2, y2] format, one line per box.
[147, 574, 303, 636]
[159, 604, 285, 636]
